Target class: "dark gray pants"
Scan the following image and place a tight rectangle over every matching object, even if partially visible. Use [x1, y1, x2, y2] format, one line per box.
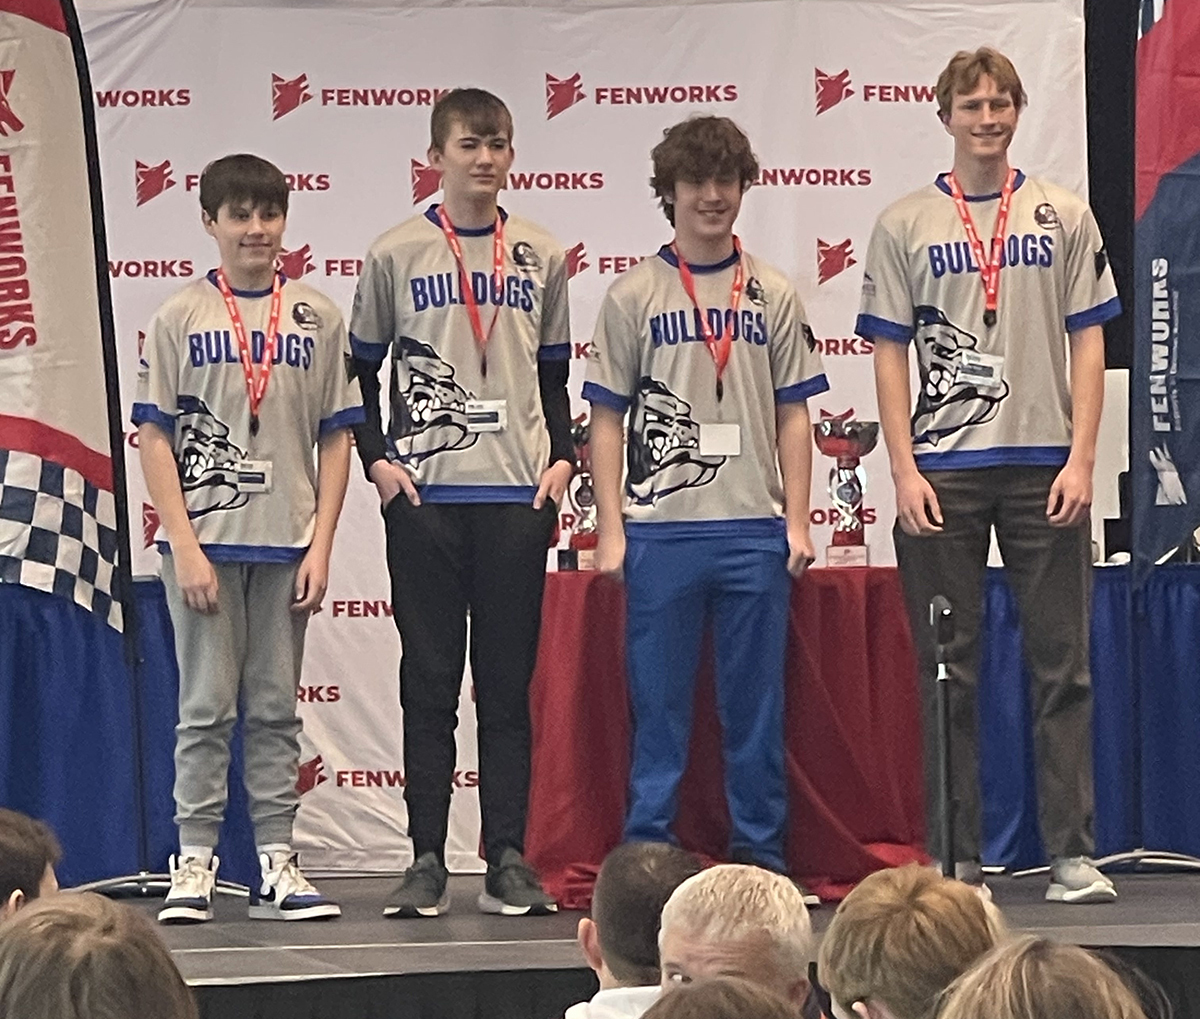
[894, 465, 1095, 862]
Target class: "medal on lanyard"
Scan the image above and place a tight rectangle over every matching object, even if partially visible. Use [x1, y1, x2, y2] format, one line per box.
[215, 268, 282, 437]
[946, 168, 1016, 328]
[672, 237, 744, 402]
[436, 205, 505, 378]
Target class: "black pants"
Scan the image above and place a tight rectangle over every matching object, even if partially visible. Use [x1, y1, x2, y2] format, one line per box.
[894, 465, 1095, 862]
[384, 499, 555, 866]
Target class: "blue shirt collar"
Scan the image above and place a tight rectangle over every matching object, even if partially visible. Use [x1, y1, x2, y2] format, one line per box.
[934, 169, 1027, 202]
[656, 243, 741, 274]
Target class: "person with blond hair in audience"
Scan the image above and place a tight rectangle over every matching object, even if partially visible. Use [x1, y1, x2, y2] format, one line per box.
[0, 892, 198, 1019]
[569, 842, 705, 1018]
[0, 808, 61, 920]
[938, 935, 1149, 1019]
[644, 977, 803, 1019]
[658, 864, 815, 1016]
[817, 864, 1003, 1019]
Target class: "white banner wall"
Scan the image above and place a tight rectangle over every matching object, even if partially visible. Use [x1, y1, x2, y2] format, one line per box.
[78, 0, 1086, 872]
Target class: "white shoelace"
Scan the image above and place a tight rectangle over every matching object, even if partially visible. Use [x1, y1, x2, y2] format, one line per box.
[171, 856, 215, 899]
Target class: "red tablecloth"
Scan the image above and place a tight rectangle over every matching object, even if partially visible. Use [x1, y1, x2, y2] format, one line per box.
[526, 566, 928, 908]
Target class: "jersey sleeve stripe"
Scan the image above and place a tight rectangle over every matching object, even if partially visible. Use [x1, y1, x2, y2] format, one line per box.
[130, 402, 176, 434]
[537, 342, 571, 361]
[1065, 296, 1123, 332]
[855, 313, 913, 343]
[349, 333, 389, 363]
[319, 405, 367, 436]
[775, 374, 831, 403]
[582, 381, 630, 413]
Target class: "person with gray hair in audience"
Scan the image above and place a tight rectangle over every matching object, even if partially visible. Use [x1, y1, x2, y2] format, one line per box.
[569, 842, 704, 1018]
[644, 976, 803, 1019]
[0, 892, 198, 1019]
[658, 864, 816, 1016]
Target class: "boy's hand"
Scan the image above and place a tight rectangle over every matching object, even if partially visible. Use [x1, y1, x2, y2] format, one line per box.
[533, 460, 573, 510]
[595, 528, 626, 580]
[786, 524, 815, 577]
[174, 543, 219, 614]
[293, 549, 330, 613]
[369, 459, 420, 508]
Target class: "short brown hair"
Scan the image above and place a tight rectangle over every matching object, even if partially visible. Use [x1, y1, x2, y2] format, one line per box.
[650, 116, 760, 224]
[0, 893, 198, 1019]
[0, 809, 61, 905]
[935, 47, 1027, 119]
[430, 88, 514, 151]
[643, 977, 803, 1019]
[198, 153, 289, 221]
[817, 865, 998, 1019]
[938, 936, 1149, 1019]
[593, 842, 704, 986]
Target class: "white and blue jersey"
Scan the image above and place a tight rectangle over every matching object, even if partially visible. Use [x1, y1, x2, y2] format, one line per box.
[349, 206, 570, 503]
[132, 272, 365, 562]
[856, 171, 1121, 471]
[583, 245, 828, 537]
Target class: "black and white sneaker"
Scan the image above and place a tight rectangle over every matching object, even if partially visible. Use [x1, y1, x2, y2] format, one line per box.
[248, 852, 341, 921]
[383, 852, 450, 918]
[158, 854, 218, 925]
[478, 848, 557, 916]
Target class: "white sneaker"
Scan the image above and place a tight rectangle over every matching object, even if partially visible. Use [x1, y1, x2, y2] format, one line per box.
[1046, 856, 1117, 904]
[158, 854, 218, 924]
[248, 852, 341, 921]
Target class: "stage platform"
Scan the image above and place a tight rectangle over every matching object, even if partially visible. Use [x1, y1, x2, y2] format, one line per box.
[127, 873, 1200, 1019]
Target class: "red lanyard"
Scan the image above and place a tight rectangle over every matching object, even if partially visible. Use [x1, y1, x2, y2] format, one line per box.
[215, 268, 281, 437]
[436, 205, 505, 377]
[945, 168, 1017, 328]
[672, 237, 744, 401]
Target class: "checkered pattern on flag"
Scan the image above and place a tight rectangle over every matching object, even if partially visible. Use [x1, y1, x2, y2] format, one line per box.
[0, 449, 121, 628]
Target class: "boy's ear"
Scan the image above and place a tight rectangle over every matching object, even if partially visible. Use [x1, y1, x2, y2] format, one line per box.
[577, 916, 605, 975]
[201, 208, 217, 235]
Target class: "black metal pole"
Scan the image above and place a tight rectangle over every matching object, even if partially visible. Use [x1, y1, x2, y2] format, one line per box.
[931, 595, 955, 878]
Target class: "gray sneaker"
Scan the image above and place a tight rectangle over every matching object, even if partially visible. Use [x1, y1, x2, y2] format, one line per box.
[383, 852, 450, 917]
[478, 848, 557, 915]
[1046, 857, 1117, 904]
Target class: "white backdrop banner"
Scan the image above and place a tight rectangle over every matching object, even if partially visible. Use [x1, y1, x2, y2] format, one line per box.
[78, 0, 1086, 872]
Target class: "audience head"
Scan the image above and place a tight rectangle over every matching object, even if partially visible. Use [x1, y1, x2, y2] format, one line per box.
[818, 864, 1001, 1019]
[0, 808, 61, 920]
[938, 935, 1149, 1019]
[659, 864, 812, 1005]
[1089, 951, 1173, 1019]
[0, 892, 197, 1019]
[643, 977, 803, 1019]
[580, 841, 705, 988]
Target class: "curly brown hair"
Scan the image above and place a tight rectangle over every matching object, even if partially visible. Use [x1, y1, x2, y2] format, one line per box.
[650, 116, 760, 224]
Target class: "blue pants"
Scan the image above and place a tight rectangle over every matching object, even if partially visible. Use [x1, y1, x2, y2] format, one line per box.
[623, 524, 791, 872]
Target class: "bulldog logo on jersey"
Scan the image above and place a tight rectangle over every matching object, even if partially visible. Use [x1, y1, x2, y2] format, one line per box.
[911, 306, 1008, 446]
[175, 396, 250, 516]
[627, 378, 725, 505]
[745, 277, 767, 306]
[391, 336, 478, 465]
[512, 241, 542, 271]
[292, 302, 323, 330]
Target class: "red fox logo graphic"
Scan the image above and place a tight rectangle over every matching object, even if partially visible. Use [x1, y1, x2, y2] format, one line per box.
[135, 159, 176, 206]
[546, 72, 586, 119]
[272, 73, 313, 120]
[565, 241, 589, 278]
[0, 70, 24, 136]
[296, 755, 329, 795]
[817, 238, 857, 284]
[141, 503, 160, 550]
[411, 159, 443, 204]
[278, 244, 315, 279]
[815, 68, 854, 115]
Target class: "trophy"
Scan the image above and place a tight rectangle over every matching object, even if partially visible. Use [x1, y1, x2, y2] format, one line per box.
[558, 415, 598, 571]
[813, 408, 879, 567]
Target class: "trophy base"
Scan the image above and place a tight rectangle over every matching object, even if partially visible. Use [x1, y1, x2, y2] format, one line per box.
[557, 548, 597, 571]
[826, 544, 869, 567]
[577, 548, 596, 571]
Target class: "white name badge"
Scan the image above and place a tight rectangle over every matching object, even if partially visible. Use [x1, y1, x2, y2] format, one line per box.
[465, 399, 508, 433]
[234, 460, 273, 494]
[699, 423, 741, 457]
[955, 350, 1006, 392]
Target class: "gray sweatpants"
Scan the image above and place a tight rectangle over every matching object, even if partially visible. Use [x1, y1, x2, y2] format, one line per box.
[893, 465, 1095, 863]
[161, 556, 308, 849]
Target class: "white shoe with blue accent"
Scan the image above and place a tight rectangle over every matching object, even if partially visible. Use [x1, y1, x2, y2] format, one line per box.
[248, 852, 341, 921]
[158, 854, 218, 925]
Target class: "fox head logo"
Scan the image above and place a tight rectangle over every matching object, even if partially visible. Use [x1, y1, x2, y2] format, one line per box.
[0, 70, 24, 137]
[296, 755, 329, 795]
[565, 241, 589, 278]
[411, 158, 443, 204]
[141, 503, 160, 550]
[815, 68, 854, 115]
[817, 238, 856, 284]
[272, 73, 313, 121]
[546, 72, 586, 120]
[278, 244, 315, 279]
[135, 159, 176, 206]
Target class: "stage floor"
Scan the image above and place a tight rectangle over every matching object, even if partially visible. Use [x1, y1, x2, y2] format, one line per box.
[125, 872, 1200, 987]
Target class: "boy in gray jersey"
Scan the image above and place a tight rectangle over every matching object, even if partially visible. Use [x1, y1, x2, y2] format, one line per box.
[585, 117, 827, 897]
[351, 89, 570, 917]
[134, 154, 361, 924]
[858, 48, 1121, 903]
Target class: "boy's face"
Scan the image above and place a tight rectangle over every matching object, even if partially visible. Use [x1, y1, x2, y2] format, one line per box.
[942, 74, 1019, 163]
[429, 119, 514, 206]
[671, 176, 744, 249]
[202, 200, 286, 283]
